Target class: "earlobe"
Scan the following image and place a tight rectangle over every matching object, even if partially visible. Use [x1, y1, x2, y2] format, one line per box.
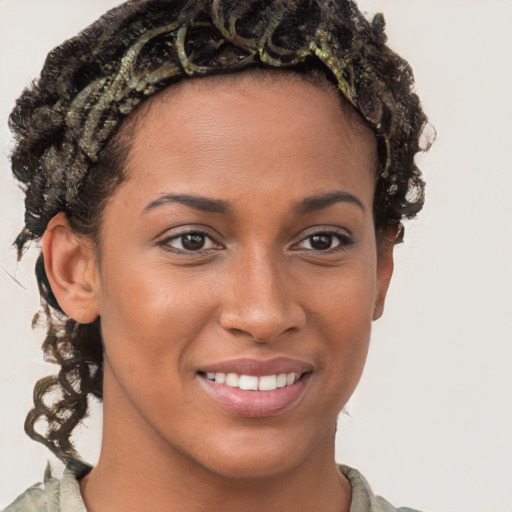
[372, 229, 397, 321]
[42, 212, 100, 324]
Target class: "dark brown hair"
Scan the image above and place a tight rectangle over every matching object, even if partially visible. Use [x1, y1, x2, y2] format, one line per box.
[9, 0, 430, 463]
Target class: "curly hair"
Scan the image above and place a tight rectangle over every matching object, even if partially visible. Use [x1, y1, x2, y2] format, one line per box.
[9, 0, 430, 464]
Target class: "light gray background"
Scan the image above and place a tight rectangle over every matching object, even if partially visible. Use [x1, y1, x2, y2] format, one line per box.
[1, 1, 511, 511]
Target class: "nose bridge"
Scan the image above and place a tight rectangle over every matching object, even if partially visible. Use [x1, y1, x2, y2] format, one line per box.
[220, 244, 305, 342]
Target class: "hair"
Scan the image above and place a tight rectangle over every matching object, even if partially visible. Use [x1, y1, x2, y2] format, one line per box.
[9, 0, 430, 464]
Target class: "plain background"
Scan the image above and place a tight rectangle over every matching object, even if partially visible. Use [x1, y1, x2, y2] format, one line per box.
[1, 1, 511, 511]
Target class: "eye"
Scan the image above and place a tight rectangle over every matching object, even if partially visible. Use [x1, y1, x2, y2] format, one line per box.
[295, 231, 352, 252]
[163, 232, 219, 252]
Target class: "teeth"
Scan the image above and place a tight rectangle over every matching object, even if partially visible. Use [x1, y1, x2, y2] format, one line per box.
[239, 375, 259, 391]
[276, 373, 287, 388]
[258, 375, 277, 391]
[225, 373, 239, 387]
[205, 372, 301, 391]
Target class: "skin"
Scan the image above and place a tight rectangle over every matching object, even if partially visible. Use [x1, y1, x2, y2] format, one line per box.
[43, 73, 395, 512]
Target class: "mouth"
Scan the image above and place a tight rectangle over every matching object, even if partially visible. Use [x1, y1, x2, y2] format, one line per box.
[197, 358, 313, 418]
[199, 371, 304, 391]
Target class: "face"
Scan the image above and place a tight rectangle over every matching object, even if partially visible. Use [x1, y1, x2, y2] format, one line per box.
[91, 74, 393, 479]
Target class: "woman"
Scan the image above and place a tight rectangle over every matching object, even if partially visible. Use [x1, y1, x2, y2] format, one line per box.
[3, 1, 429, 511]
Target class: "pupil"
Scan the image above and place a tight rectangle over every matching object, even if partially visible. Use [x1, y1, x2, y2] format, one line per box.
[182, 234, 205, 250]
[311, 234, 332, 250]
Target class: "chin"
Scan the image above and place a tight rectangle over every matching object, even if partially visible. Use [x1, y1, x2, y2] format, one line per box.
[195, 450, 304, 481]
[177, 422, 336, 482]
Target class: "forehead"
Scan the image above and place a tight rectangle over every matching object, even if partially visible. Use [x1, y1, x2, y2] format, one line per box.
[129, 72, 376, 157]
[119, 72, 377, 208]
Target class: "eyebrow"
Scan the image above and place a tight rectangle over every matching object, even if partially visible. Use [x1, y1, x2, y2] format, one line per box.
[143, 193, 232, 214]
[295, 191, 366, 215]
[143, 190, 365, 216]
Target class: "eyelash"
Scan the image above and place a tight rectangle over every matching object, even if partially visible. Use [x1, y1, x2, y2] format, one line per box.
[157, 229, 221, 253]
[157, 227, 354, 254]
[292, 230, 354, 253]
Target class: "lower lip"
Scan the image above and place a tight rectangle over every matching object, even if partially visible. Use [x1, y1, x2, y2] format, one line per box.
[199, 374, 311, 418]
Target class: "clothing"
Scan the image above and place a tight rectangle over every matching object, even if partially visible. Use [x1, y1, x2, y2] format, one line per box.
[3, 462, 421, 512]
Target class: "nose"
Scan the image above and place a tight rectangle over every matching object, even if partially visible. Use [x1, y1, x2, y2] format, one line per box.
[219, 249, 306, 343]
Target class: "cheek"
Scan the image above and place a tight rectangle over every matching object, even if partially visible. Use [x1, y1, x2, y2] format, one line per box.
[300, 255, 377, 391]
[301, 250, 378, 332]
[97, 261, 220, 384]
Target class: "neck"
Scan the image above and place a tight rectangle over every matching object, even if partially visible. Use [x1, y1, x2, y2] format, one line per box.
[80, 370, 351, 512]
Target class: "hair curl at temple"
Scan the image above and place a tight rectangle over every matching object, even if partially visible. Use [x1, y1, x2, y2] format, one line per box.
[9, 0, 430, 464]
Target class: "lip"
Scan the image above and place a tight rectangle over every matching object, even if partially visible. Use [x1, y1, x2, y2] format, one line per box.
[197, 357, 313, 418]
[198, 357, 313, 376]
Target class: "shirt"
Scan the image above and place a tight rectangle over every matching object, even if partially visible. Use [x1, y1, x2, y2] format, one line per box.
[3, 461, 422, 512]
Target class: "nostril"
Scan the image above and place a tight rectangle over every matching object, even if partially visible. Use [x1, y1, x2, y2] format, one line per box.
[220, 303, 306, 343]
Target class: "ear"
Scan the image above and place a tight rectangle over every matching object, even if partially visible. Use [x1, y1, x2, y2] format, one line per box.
[42, 212, 100, 324]
[372, 227, 397, 321]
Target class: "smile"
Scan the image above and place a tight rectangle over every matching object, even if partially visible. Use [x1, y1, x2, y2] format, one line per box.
[204, 372, 302, 391]
[197, 358, 313, 417]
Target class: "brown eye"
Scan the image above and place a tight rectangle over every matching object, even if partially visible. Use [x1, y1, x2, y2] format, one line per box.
[182, 233, 206, 251]
[309, 234, 333, 251]
[296, 231, 353, 252]
[164, 232, 218, 252]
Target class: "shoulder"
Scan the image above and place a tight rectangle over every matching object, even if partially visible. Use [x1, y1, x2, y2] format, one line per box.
[2, 461, 91, 512]
[338, 464, 423, 512]
[2, 482, 46, 512]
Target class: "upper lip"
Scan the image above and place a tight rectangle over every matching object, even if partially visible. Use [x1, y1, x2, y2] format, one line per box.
[198, 357, 314, 377]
